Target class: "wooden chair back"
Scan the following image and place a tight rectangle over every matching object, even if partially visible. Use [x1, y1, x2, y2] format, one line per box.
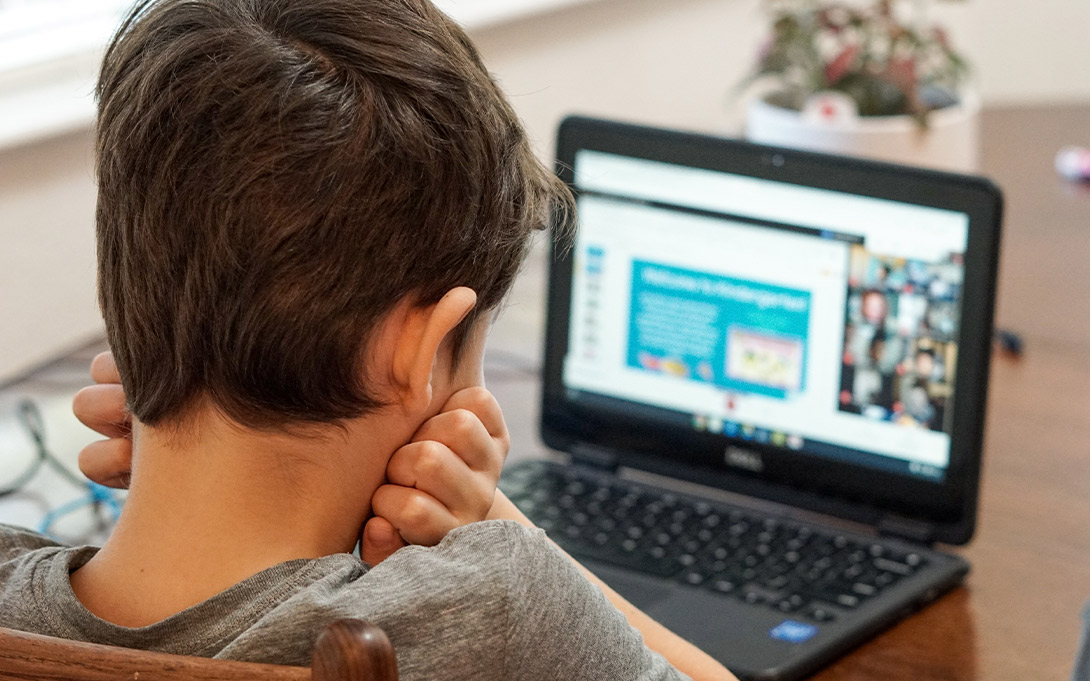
[0, 618, 398, 681]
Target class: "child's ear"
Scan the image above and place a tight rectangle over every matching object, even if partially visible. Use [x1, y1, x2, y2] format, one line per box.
[390, 287, 477, 414]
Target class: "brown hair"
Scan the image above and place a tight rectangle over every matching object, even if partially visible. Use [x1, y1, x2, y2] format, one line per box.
[95, 0, 572, 429]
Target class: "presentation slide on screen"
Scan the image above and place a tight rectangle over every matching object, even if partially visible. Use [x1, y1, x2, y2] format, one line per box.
[627, 261, 811, 399]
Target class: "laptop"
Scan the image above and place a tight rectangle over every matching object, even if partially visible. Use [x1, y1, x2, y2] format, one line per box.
[498, 116, 1003, 680]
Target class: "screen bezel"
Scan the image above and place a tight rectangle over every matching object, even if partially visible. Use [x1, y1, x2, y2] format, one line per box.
[541, 116, 1002, 545]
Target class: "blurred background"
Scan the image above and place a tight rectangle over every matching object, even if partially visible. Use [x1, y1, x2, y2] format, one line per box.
[1, 0, 1088, 382]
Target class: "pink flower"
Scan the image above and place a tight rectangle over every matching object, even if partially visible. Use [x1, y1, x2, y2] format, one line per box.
[933, 26, 950, 49]
[757, 37, 772, 62]
[886, 57, 917, 92]
[825, 45, 861, 85]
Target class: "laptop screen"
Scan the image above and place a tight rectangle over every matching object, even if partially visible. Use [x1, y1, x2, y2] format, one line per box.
[561, 149, 971, 484]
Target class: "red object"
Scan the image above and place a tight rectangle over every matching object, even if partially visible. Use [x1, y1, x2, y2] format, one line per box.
[825, 45, 861, 84]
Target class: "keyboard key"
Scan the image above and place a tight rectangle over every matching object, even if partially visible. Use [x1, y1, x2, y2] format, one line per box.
[807, 604, 838, 622]
[594, 517, 616, 532]
[563, 542, 680, 579]
[564, 480, 587, 495]
[775, 594, 805, 612]
[682, 571, 705, 586]
[710, 579, 736, 593]
[875, 572, 896, 588]
[836, 593, 860, 608]
[874, 558, 914, 576]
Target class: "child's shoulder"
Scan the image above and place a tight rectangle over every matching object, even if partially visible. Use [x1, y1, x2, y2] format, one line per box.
[385, 518, 548, 570]
[0, 523, 65, 561]
[0, 524, 87, 634]
[220, 520, 561, 671]
[367, 519, 556, 598]
[333, 519, 557, 612]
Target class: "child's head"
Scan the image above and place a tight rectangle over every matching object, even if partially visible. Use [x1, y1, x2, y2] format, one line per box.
[94, 0, 571, 431]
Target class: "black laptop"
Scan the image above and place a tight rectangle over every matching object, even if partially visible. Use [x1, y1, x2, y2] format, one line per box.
[498, 116, 1003, 680]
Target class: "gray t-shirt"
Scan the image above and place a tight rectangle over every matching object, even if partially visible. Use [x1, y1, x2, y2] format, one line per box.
[0, 520, 688, 681]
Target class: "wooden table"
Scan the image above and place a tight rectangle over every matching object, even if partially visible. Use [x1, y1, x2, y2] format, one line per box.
[803, 105, 1090, 681]
[489, 104, 1090, 681]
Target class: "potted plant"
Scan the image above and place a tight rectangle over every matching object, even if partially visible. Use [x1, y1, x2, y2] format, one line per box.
[742, 0, 978, 171]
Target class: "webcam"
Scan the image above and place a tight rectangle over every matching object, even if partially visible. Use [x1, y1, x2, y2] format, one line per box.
[764, 153, 786, 168]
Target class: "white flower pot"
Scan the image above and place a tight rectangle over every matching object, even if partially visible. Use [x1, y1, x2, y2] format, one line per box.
[745, 92, 980, 173]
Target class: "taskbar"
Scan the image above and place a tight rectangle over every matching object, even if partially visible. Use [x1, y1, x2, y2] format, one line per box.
[564, 387, 947, 483]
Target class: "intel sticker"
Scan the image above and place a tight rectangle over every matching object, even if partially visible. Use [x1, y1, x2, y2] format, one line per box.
[769, 620, 818, 644]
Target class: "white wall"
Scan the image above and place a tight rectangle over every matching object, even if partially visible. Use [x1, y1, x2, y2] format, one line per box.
[473, 0, 764, 150]
[1, 0, 1088, 381]
[950, 0, 1090, 106]
[0, 129, 101, 381]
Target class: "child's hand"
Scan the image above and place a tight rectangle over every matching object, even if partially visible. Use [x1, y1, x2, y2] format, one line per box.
[361, 387, 509, 565]
[73, 352, 134, 489]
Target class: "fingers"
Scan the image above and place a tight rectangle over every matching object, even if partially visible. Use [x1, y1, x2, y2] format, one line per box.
[75, 353, 133, 489]
[437, 386, 509, 444]
[411, 387, 509, 473]
[410, 408, 504, 475]
[371, 484, 460, 547]
[73, 385, 131, 438]
[385, 440, 496, 521]
[360, 515, 408, 566]
[89, 352, 121, 384]
[77, 438, 133, 489]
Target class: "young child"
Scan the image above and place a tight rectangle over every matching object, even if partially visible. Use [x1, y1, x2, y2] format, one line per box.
[0, 1, 734, 679]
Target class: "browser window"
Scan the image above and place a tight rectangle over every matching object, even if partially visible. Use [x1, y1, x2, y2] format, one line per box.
[562, 150, 970, 481]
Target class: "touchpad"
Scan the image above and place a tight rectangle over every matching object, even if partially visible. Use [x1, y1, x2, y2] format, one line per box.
[584, 561, 673, 610]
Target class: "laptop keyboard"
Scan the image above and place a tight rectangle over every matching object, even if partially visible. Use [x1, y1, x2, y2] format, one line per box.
[500, 461, 928, 623]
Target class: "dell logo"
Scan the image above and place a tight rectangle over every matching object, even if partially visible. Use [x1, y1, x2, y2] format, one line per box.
[725, 446, 764, 473]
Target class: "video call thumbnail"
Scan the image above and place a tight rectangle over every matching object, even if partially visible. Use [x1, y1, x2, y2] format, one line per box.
[837, 245, 962, 432]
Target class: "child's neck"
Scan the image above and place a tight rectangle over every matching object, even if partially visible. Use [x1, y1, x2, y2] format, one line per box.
[70, 408, 404, 628]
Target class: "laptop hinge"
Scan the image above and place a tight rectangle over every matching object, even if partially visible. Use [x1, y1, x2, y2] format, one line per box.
[878, 513, 936, 545]
[569, 443, 621, 473]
